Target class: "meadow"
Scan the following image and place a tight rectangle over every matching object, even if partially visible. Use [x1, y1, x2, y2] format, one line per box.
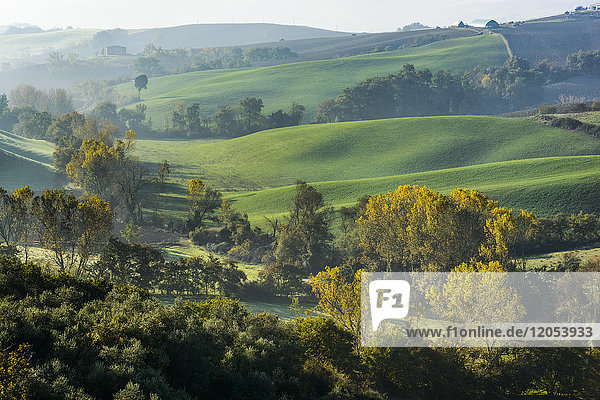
[227, 155, 600, 223]
[115, 34, 508, 124]
[133, 116, 600, 221]
[0, 130, 65, 191]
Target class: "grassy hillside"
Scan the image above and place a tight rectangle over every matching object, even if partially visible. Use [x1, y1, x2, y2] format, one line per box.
[0, 23, 347, 63]
[134, 115, 600, 220]
[228, 156, 600, 222]
[240, 29, 478, 63]
[543, 76, 600, 104]
[0, 130, 65, 192]
[124, 23, 348, 54]
[117, 34, 508, 124]
[137, 116, 600, 190]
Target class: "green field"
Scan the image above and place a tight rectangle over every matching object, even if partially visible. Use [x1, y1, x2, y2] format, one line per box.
[137, 116, 600, 189]
[228, 155, 600, 223]
[134, 116, 600, 221]
[116, 34, 508, 124]
[0, 130, 66, 192]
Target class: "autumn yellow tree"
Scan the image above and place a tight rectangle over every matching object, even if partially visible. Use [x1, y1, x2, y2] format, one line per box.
[427, 261, 525, 324]
[309, 266, 363, 354]
[66, 130, 147, 222]
[33, 190, 114, 276]
[358, 185, 536, 271]
[66, 139, 121, 198]
[76, 195, 114, 277]
[0, 344, 30, 400]
[186, 178, 222, 229]
[12, 186, 35, 262]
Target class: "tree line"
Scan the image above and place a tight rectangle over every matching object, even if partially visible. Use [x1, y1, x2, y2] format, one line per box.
[312, 57, 552, 123]
[168, 97, 305, 137]
[0, 90, 151, 139]
[135, 43, 298, 76]
[311, 50, 600, 124]
[0, 185, 246, 296]
[0, 89, 302, 139]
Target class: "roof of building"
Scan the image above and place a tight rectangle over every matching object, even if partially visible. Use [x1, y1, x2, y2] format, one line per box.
[470, 19, 499, 28]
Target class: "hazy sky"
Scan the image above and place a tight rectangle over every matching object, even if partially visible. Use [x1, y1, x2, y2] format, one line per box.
[0, 0, 587, 32]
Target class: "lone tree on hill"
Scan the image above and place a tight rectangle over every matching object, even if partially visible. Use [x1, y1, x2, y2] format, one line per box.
[134, 74, 148, 99]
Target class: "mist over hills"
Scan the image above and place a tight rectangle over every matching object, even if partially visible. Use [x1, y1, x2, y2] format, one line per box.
[124, 23, 349, 53]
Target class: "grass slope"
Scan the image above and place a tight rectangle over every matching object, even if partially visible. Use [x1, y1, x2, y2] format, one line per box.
[228, 156, 600, 222]
[135, 116, 600, 220]
[124, 23, 348, 54]
[0, 130, 65, 192]
[239, 29, 478, 63]
[117, 34, 508, 124]
[137, 116, 600, 190]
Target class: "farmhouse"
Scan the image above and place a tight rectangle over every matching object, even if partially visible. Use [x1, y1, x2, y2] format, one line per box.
[470, 19, 500, 28]
[103, 45, 126, 56]
[452, 21, 466, 28]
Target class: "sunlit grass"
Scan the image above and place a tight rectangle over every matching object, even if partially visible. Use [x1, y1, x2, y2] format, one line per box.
[115, 35, 508, 123]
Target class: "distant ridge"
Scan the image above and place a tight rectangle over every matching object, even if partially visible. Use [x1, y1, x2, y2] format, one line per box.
[124, 23, 349, 53]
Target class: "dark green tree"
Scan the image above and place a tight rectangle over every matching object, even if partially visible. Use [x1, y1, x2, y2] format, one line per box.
[134, 74, 148, 99]
[274, 181, 334, 271]
[238, 96, 265, 133]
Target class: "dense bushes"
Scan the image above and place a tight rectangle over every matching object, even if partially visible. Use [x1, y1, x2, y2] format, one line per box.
[535, 114, 600, 138]
[0, 256, 381, 399]
[567, 49, 600, 75]
[92, 236, 247, 296]
[3, 255, 600, 399]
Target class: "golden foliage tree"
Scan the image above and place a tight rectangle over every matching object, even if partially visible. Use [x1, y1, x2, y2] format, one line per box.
[33, 190, 113, 276]
[66, 130, 146, 222]
[0, 344, 30, 400]
[66, 139, 121, 198]
[309, 266, 363, 353]
[358, 185, 536, 271]
[186, 178, 222, 229]
[77, 195, 115, 276]
[427, 261, 525, 325]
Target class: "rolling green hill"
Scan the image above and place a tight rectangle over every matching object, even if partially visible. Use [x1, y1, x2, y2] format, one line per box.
[228, 156, 600, 222]
[240, 28, 478, 63]
[0, 130, 65, 192]
[117, 34, 508, 124]
[134, 115, 600, 220]
[137, 116, 600, 189]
